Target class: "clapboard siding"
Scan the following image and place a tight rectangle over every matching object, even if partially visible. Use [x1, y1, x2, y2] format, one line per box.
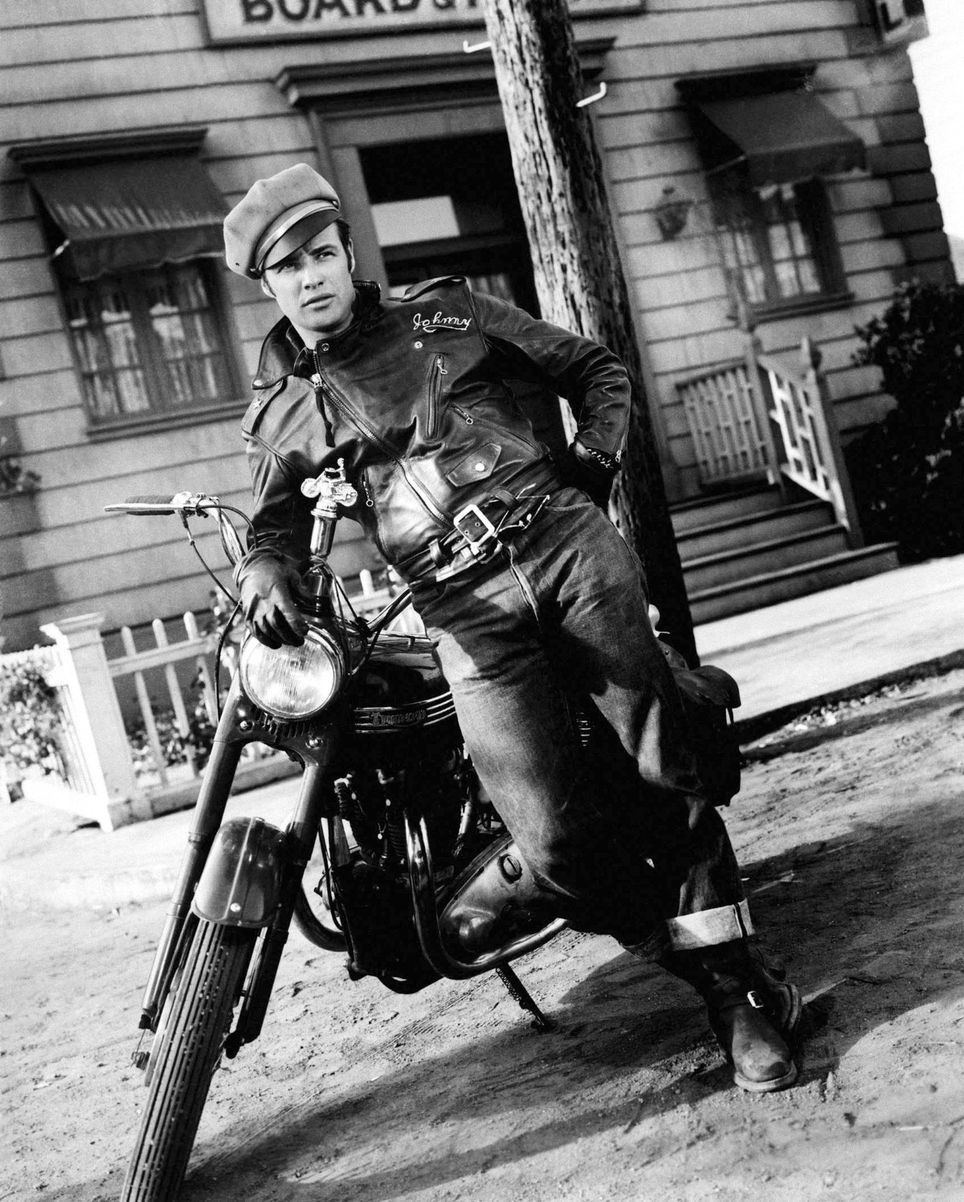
[2, 1, 196, 28]
[1, 521, 375, 651]
[0, 259, 58, 305]
[1, 482, 370, 578]
[620, 2, 858, 44]
[2, 454, 245, 536]
[0, 13, 203, 63]
[3, 502, 374, 585]
[0, 371, 79, 419]
[0, 0, 951, 646]
[1, 527, 378, 641]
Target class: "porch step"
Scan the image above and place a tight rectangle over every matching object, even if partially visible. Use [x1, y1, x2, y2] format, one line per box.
[675, 499, 833, 561]
[670, 482, 901, 620]
[684, 525, 851, 593]
[688, 543, 901, 624]
[671, 484, 783, 534]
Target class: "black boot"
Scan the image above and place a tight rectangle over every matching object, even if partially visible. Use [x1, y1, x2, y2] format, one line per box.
[659, 940, 802, 1092]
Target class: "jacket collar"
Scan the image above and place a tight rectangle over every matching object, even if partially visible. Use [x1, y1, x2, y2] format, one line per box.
[253, 280, 382, 387]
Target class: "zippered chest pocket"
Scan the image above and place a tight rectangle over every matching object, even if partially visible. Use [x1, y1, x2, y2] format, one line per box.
[425, 353, 448, 439]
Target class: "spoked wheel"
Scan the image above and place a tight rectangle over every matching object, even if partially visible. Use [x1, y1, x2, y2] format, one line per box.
[120, 920, 257, 1202]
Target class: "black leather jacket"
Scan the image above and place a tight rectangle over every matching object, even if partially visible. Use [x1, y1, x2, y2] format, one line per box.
[237, 276, 630, 583]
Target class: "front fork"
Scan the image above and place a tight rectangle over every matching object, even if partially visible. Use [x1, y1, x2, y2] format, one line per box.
[137, 675, 335, 1039]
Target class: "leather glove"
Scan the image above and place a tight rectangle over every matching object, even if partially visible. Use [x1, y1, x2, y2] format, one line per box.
[238, 557, 308, 648]
[558, 441, 618, 510]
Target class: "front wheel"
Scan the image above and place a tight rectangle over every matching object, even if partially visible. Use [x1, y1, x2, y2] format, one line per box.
[120, 920, 257, 1201]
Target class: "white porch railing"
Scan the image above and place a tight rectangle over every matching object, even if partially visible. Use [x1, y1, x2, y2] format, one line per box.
[676, 354, 781, 488]
[676, 335, 864, 545]
[757, 338, 864, 543]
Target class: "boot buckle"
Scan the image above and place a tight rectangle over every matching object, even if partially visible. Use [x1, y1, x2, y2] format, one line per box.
[747, 989, 765, 1009]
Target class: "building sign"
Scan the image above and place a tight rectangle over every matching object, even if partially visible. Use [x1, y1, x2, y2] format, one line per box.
[200, 0, 643, 43]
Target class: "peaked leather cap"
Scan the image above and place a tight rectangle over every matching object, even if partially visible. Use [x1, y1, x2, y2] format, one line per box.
[224, 163, 341, 278]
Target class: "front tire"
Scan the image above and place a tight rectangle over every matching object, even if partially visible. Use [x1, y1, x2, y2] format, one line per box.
[121, 921, 256, 1201]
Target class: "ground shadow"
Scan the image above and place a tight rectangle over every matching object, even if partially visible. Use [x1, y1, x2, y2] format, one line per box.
[77, 696, 964, 1202]
[168, 785, 964, 1201]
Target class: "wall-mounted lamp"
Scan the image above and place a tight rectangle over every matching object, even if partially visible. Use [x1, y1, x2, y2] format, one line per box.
[653, 185, 694, 241]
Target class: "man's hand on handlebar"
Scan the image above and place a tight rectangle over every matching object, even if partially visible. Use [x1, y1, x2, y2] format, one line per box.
[239, 560, 309, 648]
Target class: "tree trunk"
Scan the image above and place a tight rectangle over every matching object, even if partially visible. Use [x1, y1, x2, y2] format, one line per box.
[480, 0, 696, 662]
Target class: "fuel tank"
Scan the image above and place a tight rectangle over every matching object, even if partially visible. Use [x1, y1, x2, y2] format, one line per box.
[346, 631, 460, 753]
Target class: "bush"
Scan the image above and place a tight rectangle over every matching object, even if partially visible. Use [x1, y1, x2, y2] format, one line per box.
[125, 682, 217, 781]
[845, 281, 964, 561]
[0, 655, 63, 780]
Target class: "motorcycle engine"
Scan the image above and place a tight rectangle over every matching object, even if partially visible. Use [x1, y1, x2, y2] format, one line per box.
[320, 749, 503, 990]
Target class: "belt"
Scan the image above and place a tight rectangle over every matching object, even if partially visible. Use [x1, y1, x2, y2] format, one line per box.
[396, 488, 552, 583]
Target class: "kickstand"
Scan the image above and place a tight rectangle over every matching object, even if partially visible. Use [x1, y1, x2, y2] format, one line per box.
[495, 964, 555, 1032]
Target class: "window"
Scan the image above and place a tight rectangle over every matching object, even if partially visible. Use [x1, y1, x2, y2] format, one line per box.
[63, 262, 237, 424]
[709, 170, 847, 314]
[10, 127, 242, 434]
[680, 72, 864, 321]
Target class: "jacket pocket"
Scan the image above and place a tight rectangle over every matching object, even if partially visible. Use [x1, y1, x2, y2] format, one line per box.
[426, 353, 447, 440]
[444, 441, 502, 487]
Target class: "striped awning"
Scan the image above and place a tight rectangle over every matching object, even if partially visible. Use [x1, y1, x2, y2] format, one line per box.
[21, 152, 226, 280]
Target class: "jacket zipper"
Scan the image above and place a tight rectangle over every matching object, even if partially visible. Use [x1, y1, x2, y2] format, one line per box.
[451, 402, 474, 426]
[312, 351, 450, 527]
[361, 469, 389, 560]
[427, 353, 447, 439]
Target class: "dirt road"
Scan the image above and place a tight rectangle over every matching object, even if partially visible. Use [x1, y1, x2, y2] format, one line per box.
[3, 669, 964, 1202]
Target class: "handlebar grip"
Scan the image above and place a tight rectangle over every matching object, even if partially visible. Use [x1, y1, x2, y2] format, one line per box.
[104, 493, 209, 515]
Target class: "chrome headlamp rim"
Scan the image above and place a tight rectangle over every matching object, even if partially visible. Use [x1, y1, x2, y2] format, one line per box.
[238, 625, 346, 721]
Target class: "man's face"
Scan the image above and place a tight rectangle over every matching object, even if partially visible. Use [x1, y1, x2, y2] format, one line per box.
[261, 226, 355, 346]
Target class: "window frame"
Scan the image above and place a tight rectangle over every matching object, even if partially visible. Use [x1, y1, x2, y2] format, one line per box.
[13, 126, 246, 439]
[57, 257, 246, 439]
[708, 167, 852, 322]
[679, 65, 857, 324]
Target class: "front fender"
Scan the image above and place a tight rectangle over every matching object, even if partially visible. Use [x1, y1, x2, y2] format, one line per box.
[192, 817, 287, 928]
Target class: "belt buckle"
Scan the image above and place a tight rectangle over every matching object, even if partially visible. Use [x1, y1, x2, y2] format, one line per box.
[453, 502, 502, 559]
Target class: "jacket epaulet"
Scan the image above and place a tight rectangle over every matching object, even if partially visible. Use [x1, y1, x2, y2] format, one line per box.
[241, 377, 286, 436]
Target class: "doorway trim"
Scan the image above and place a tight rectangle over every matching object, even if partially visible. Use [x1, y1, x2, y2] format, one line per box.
[275, 42, 613, 287]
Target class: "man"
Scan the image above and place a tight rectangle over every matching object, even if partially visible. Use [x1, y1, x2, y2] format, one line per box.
[224, 163, 802, 1092]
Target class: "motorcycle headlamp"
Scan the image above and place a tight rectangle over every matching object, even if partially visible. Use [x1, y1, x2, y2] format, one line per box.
[239, 628, 346, 721]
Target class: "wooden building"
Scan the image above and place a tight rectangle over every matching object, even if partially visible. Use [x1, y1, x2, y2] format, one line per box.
[0, 0, 949, 650]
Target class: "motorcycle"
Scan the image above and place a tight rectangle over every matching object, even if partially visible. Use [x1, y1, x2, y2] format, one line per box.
[107, 463, 741, 1201]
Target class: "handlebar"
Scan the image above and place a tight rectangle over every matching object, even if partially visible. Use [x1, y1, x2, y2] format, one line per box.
[104, 486, 419, 635]
[105, 492, 249, 567]
[104, 492, 219, 516]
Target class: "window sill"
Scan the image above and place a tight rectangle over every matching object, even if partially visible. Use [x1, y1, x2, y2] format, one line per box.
[86, 398, 248, 441]
[736, 290, 855, 324]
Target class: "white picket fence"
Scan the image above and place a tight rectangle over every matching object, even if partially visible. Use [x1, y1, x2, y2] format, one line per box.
[2, 573, 400, 830]
[111, 613, 217, 791]
[3, 611, 255, 830]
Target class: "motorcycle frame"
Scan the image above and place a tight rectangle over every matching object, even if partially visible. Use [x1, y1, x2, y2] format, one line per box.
[132, 468, 563, 1048]
[136, 641, 563, 1048]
